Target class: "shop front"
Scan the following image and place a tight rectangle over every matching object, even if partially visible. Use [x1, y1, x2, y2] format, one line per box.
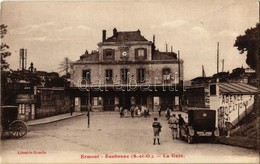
[15, 94, 36, 121]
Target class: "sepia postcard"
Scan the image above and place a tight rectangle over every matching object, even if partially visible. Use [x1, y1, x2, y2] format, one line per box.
[1, 0, 259, 163]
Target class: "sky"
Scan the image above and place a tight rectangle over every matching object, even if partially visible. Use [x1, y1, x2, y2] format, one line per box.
[1, 0, 259, 80]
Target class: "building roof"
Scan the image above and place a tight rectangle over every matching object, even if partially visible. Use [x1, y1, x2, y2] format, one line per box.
[79, 51, 99, 61]
[190, 77, 212, 85]
[219, 83, 258, 94]
[104, 30, 148, 42]
[152, 50, 177, 60]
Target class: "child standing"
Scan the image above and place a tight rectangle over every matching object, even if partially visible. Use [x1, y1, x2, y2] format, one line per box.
[152, 117, 162, 145]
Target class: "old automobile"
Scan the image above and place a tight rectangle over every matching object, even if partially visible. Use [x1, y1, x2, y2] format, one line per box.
[179, 109, 219, 144]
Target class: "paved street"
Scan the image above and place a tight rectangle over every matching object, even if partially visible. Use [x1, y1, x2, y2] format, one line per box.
[1, 113, 259, 163]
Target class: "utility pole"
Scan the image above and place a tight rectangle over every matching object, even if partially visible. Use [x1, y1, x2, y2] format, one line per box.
[221, 59, 224, 72]
[86, 72, 90, 128]
[217, 42, 220, 74]
[88, 89, 90, 128]
[178, 50, 182, 111]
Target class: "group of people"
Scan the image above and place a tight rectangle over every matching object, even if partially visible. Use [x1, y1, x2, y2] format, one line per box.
[152, 113, 185, 145]
[168, 113, 185, 139]
[119, 105, 150, 118]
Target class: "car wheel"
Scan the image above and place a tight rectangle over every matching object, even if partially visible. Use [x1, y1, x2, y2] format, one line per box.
[187, 135, 193, 144]
[210, 136, 217, 144]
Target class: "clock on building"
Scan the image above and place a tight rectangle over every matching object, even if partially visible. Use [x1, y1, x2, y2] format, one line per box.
[121, 51, 128, 57]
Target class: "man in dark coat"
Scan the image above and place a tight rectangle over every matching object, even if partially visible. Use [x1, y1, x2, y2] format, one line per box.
[166, 107, 171, 120]
[130, 105, 135, 118]
[70, 104, 74, 116]
[119, 106, 124, 118]
[178, 114, 185, 138]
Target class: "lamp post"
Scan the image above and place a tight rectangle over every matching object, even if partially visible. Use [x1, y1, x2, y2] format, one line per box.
[177, 51, 183, 111]
[86, 72, 90, 128]
[88, 89, 90, 128]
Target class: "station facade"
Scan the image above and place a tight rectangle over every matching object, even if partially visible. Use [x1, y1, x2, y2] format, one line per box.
[70, 28, 184, 111]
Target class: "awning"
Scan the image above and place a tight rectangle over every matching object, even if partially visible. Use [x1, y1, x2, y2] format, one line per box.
[219, 83, 258, 94]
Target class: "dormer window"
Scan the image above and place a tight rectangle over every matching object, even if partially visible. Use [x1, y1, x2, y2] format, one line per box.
[82, 70, 91, 84]
[162, 68, 171, 83]
[103, 49, 115, 61]
[135, 48, 147, 60]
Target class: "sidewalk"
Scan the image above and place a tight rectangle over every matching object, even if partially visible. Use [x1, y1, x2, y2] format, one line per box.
[26, 112, 84, 126]
[25, 111, 175, 126]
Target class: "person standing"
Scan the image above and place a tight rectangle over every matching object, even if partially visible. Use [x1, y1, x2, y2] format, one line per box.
[119, 106, 124, 118]
[168, 114, 178, 139]
[178, 114, 185, 138]
[144, 106, 147, 118]
[152, 117, 162, 145]
[130, 105, 135, 118]
[141, 105, 144, 117]
[146, 106, 150, 116]
[158, 106, 161, 117]
[137, 107, 141, 116]
[70, 104, 74, 116]
[135, 106, 139, 116]
[166, 107, 171, 120]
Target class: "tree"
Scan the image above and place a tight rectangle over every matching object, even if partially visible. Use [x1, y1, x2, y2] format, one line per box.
[1, 24, 11, 70]
[58, 57, 72, 76]
[234, 23, 260, 151]
[234, 23, 259, 70]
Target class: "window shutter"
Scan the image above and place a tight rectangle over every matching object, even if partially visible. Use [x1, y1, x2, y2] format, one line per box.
[88, 70, 91, 79]
[144, 49, 147, 59]
[103, 50, 106, 60]
[82, 70, 85, 78]
[136, 69, 138, 83]
[112, 49, 115, 60]
[135, 49, 138, 60]
[142, 69, 145, 82]
[120, 69, 123, 80]
[138, 69, 140, 83]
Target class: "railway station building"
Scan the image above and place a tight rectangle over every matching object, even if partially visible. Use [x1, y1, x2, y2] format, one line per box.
[69, 28, 184, 112]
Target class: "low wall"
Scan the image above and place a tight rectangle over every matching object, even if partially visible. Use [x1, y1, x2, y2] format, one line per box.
[217, 136, 259, 149]
[35, 88, 71, 119]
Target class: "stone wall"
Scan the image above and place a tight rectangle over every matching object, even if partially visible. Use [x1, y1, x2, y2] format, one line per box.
[35, 88, 71, 119]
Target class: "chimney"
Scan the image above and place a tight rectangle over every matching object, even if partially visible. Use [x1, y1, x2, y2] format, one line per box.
[137, 29, 140, 34]
[153, 35, 155, 44]
[166, 43, 168, 53]
[171, 46, 173, 53]
[19, 48, 27, 71]
[102, 30, 106, 42]
[113, 28, 117, 36]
